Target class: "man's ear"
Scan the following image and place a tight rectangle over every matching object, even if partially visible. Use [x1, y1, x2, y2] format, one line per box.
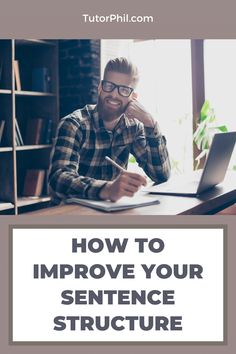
[132, 91, 138, 100]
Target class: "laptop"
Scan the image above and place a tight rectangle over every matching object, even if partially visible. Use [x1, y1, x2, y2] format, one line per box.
[146, 132, 236, 197]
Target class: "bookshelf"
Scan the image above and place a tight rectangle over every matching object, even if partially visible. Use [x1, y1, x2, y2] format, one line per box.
[0, 39, 59, 214]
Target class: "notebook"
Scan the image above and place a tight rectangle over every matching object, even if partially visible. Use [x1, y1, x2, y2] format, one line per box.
[65, 193, 160, 212]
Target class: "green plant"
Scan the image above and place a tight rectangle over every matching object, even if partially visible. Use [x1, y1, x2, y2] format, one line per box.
[128, 155, 136, 164]
[193, 100, 228, 168]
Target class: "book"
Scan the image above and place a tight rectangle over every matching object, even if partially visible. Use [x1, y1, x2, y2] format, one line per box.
[15, 134, 19, 146]
[65, 193, 160, 212]
[23, 169, 45, 196]
[32, 67, 51, 92]
[41, 119, 53, 144]
[25, 118, 44, 145]
[0, 120, 5, 145]
[13, 60, 21, 91]
[15, 118, 24, 145]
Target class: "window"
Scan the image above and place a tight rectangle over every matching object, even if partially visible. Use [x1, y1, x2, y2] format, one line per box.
[101, 39, 193, 174]
[204, 40, 236, 169]
[130, 40, 193, 174]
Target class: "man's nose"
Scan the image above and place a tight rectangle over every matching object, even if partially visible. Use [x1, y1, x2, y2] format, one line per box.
[110, 87, 120, 98]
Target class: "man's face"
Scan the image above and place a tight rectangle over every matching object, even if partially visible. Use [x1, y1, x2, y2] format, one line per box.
[97, 71, 136, 121]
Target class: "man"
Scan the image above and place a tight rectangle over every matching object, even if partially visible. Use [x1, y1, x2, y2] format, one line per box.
[49, 57, 170, 205]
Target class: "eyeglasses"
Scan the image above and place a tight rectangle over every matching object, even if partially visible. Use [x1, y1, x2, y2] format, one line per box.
[101, 80, 134, 97]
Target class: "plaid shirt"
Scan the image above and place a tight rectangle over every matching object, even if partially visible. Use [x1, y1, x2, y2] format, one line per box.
[49, 104, 170, 205]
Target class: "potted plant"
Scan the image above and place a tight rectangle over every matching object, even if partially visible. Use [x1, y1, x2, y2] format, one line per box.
[193, 100, 228, 168]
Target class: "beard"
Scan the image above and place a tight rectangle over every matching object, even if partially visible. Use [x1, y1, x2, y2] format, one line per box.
[97, 95, 128, 121]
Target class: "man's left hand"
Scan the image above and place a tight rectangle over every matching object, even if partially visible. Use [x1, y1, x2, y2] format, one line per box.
[125, 99, 155, 128]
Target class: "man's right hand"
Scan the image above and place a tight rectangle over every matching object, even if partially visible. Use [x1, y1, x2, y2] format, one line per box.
[99, 171, 147, 202]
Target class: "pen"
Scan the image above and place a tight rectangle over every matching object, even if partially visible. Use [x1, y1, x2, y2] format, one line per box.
[105, 156, 125, 172]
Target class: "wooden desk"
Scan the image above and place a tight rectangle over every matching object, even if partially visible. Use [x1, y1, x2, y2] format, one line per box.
[27, 173, 236, 216]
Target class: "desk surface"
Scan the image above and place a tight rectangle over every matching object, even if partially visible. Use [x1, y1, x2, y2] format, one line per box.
[27, 173, 236, 216]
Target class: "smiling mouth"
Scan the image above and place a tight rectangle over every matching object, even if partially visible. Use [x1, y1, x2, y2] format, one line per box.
[105, 98, 121, 107]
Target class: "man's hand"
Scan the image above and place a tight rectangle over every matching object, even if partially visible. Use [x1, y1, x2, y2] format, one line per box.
[99, 171, 147, 202]
[125, 99, 155, 128]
